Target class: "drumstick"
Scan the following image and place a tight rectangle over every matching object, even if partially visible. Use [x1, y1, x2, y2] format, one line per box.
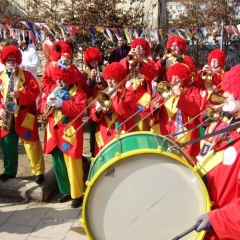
[171, 222, 201, 240]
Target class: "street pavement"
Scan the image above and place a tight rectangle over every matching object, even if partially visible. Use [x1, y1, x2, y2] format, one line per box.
[0, 120, 91, 239]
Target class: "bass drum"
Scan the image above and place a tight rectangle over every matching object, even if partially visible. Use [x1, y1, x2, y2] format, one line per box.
[81, 131, 211, 240]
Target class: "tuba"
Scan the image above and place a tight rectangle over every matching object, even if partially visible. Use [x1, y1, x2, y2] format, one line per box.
[2, 70, 18, 131]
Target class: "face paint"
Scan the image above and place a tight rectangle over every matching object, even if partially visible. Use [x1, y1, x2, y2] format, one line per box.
[90, 60, 98, 68]
[57, 80, 66, 89]
[223, 99, 237, 112]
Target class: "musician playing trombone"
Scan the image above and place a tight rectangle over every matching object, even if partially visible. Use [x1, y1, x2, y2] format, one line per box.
[150, 61, 201, 159]
[157, 36, 196, 82]
[38, 65, 87, 208]
[89, 62, 137, 155]
[194, 64, 240, 239]
[120, 38, 159, 131]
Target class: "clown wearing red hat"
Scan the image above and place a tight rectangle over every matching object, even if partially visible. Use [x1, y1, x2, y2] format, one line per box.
[119, 38, 159, 131]
[41, 41, 86, 94]
[0, 45, 45, 184]
[157, 36, 196, 82]
[194, 64, 240, 239]
[82, 47, 107, 157]
[39, 65, 87, 208]
[150, 62, 201, 158]
[89, 62, 137, 155]
[194, 49, 226, 114]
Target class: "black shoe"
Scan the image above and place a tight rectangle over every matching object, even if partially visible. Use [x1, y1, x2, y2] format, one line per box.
[58, 193, 71, 203]
[0, 173, 16, 181]
[71, 197, 83, 208]
[35, 174, 44, 184]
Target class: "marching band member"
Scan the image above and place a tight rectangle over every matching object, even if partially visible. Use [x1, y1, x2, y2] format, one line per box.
[194, 49, 226, 111]
[195, 64, 240, 239]
[0, 45, 45, 184]
[150, 62, 201, 158]
[83, 47, 107, 157]
[157, 36, 196, 82]
[41, 41, 86, 95]
[120, 38, 159, 131]
[38, 65, 87, 208]
[89, 62, 137, 155]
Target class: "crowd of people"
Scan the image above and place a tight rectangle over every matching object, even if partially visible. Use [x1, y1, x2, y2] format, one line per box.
[0, 32, 239, 239]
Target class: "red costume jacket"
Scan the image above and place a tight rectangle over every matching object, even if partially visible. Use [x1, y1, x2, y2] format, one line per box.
[39, 84, 87, 159]
[120, 57, 159, 118]
[150, 85, 201, 157]
[0, 69, 40, 140]
[90, 87, 137, 155]
[199, 118, 240, 239]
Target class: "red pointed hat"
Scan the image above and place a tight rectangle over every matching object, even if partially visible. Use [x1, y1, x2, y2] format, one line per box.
[131, 38, 150, 57]
[51, 65, 78, 84]
[166, 36, 186, 53]
[84, 47, 102, 66]
[222, 64, 240, 98]
[167, 63, 193, 86]
[51, 41, 72, 62]
[1, 45, 22, 65]
[207, 49, 226, 68]
[103, 62, 127, 82]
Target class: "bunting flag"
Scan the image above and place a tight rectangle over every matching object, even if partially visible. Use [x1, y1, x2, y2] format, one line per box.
[0, 18, 239, 48]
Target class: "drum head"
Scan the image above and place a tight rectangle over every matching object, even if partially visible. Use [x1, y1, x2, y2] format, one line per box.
[83, 152, 209, 240]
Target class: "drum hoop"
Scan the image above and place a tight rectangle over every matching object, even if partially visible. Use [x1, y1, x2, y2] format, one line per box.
[93, 131, 192, 162]
[81, 149, 211, 240]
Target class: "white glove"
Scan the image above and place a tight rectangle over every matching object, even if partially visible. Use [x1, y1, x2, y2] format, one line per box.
[52, 97, 63, 108]
[95, 101, 102, 111]
[47, 92, 55, 103]
[172, 84, 182, 96]
[196, 213, 213, 232]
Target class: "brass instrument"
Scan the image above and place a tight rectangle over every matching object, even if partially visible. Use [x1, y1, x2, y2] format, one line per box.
[2, 70, 17, 131]
[95, 66, 102, 83]
[63, 73, 131, 137]
[127, 53, 137, 67]
[164, 48, 174, 58]
[37, 89, 61, 128]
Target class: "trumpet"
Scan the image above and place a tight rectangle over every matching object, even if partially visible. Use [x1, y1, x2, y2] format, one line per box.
[127, 53, 137, 67]
[164, 48, 174, 58]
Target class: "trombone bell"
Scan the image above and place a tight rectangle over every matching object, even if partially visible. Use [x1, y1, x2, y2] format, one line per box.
[157, 81, 172, 99]
[164, 48, 173, 58]
[96, 91, 112, 110]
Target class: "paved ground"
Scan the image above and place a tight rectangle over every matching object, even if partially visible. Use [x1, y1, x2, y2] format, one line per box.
[0, 119, 91, 239]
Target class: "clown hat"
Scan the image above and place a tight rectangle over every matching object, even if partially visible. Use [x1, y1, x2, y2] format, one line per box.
[1, 45, 22, 65]
[131, 38, 150, 57]
[51, 65, 78, 84]
[167, 63, 193, 86]
[166, 36, 186, 54]
[103, 62, 127, 82]
[207, 49, 226, 68]
[84, 47, 102, 67]
[51, 41, 72, 62]
[222, 64, 240, 98]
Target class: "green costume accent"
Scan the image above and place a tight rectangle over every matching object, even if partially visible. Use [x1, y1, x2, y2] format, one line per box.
[52, 147, 70, 194]
[1, 128, 19, 176]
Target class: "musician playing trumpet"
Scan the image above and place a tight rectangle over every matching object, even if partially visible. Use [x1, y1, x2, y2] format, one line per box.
[89, 62, 137, 155]
[150, 61, 201, 158]
[194, 49, 226, 112]
[38, 65, 87, 208]
[157, 36, 196, 82]
[0, 45, 45, 184]
[120, 38, 159, 131]
[194, 64, 240, 239]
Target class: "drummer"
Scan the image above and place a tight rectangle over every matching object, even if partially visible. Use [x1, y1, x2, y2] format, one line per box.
[195, 64, 240, 239]
[89, 62, 137, 156]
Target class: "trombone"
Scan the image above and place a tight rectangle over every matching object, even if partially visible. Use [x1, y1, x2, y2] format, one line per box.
[63, 73, 131, 137]
[116, 73, 196, 133]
